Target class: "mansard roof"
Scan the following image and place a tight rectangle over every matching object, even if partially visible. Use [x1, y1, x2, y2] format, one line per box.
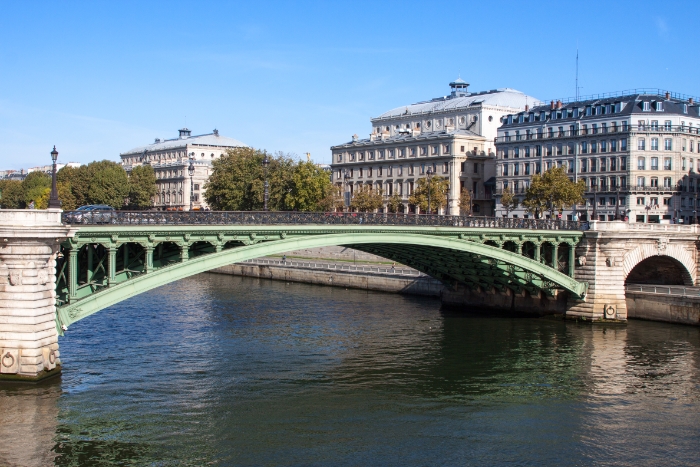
[373, 88, 542, 121]
[121, 131, 247, 156]
[331, 129, 484, 149]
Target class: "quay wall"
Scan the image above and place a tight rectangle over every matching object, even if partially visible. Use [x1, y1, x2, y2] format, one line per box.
[626, 292, 700, 325]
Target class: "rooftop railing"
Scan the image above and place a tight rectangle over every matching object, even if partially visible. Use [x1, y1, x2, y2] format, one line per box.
[496, 125, 699, 143]
[61, 210, 585, 231]
[545, 89, 700, 105]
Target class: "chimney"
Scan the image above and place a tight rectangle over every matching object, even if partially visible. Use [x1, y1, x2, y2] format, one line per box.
[154, 138, 161, 143]
[550, 100, 555, 110]
[665, 92, 670, 100]
[352, 134, 358, 142]
[213, 129, 219, 136]
[689, 98, 694, 105]
[525, 104, 529, 112]
[556, 100, 563, 109]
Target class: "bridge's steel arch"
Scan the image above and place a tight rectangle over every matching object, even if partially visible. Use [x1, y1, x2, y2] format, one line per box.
[56, 232, 588, 332]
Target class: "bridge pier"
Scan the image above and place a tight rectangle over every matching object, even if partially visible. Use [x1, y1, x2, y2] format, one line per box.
[0, 210, 75, 382]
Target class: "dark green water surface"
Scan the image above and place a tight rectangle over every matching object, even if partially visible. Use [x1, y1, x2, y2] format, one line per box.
[1, 274, 699, 466]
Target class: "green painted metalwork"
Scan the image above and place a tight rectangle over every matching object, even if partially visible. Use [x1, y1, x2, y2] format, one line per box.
[55, 225, 587, 333]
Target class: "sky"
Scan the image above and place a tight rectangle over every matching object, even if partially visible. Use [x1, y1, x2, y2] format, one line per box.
[1, 0, 699, 170]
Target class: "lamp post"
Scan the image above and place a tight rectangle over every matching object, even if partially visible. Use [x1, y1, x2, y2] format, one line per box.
[48, 146, 61, 209]
[188, 154, 195, 211]
[262, 155, 270, 211]
[614, 185, 621, 221]
[343, 170, 351, 212]
[426, 167, 434, 214]
[591, 185, 597, 221]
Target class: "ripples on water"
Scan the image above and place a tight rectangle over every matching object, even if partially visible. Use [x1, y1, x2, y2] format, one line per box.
[1, 274, 699, 466]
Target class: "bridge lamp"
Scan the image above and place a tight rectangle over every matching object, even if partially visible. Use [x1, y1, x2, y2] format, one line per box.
[426, 167, 434, 214]
[188, 154, 195, 211]
[48, 146, 61, 209]
[262, 155, 270, 211]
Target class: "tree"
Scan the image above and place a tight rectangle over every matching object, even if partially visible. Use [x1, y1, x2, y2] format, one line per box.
[128, 164, 158, 209]
[500, 186, 519, 217]
[350, 185, 384, 212]
[387, 193, 404, 213]
[0, 179, 24, 208]
[318, 185, 345, 212]
[409, 176, 449, 213]
[58, 165, 91, 207]
[522, 166, 585, 218]
[21, 171, 51, 207]
[458, 188, 472, 215]
[286, 161, 332, 211]
[87, 161, 130, 208]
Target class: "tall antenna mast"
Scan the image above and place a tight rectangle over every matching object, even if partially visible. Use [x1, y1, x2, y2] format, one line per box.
[575, 46, 579, 101]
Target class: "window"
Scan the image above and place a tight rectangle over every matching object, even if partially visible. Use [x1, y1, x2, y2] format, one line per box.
[638, 157, 646, 170]
[546, 144, 553, 156]
[337, 154, 343, 162]
[514, 163, 520, 175]
[474, 163, 479, 174]
[601, 140, 607, 153]
[611, 157, 617, 171]
[443, 144, 450, 153]
[556, 144, 562, 155]
[502, 164, 508, 176]
[525, 147, 531, 157]
[664, 120, 672, 131]
[638, 120, 646, 130]
[431, 145, 438, 155]
[663, 177, 672, 188]
[682, 158, 687, 170]
[650, 177, 658, 187]
[409, 147, 415, 156]
[443, 162, 449, 174]
[525, 163, 531, 175]
[581, 159, 588, 172]
[460, 146, 465, 152]
[536, 162, 541, 174]
[514, 147, 520, 158]
[637, 197, 645, 205]
[592, 124, 598, 134]
[650, 197, 659, 206]
[663, 198, 671, 205]
[567, 143, 574, 155]
[590, 158, 597, 172]
[379, 150, 385, 159]
[637, 176, 645, 187]
[399, 148, 405, 158]
[683, 139, 687, 151]
[408, 165, 414, 175]
[651, 120, 659, 130]
[611, 139, 617, 152]
[643, 101, 651, 111]
[358, 168, 363, 178]
[651, 157, 659, 170]
[581, 141, 588, 153]
[600, 158, 607, 171]
[389, 149, 394, 158]
[368, 167, 373, 177]
[621, 139, 627, 151]
[664, 138, 673, 151]
[638, 138, 646, 150]
[656, 101, 663, 111]
[193, 184, 200, 190]
[651, 138, 659, 150]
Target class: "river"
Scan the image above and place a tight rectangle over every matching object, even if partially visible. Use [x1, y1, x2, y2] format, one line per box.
[1, 274, 699, 466]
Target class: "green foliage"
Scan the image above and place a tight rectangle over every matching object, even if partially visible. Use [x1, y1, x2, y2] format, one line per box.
[350, 185, 384, 212]
[205, 148, 331, 211]
[387, 193, 404, 213]
[408, 176, 449, 213]
[500, 186, 519, 216]
[58, 165, 91, 207]
[21, 171, 51, 206]
[86, 161, 130, 208]
[0, 179, 24, 208]
[286, 161, 332, 211]
[458, 188, 472, 215]
[128, 164, 158, 209]
[522, 166, 585, 218]
[318, 185, 345, 212]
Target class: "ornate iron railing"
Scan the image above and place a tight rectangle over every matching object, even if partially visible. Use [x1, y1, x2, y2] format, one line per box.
[62, 210, 586, 230]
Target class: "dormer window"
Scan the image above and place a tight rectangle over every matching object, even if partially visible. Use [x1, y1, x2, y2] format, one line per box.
[605, 104, 611, 114]
[656, 101, 663, 111]
[643, 101, 651, 111]
[540, 111, 546, 121]
[518, 114, 524, 123]
[595, 105, 601, 115]
[585, 106, 592, 116]
[507, 115, 513, 124]
[615, 102, 622, 113]
[573, 108, 579, 118]
[529, 112, 535, 122]
[683, 104, 688, 114]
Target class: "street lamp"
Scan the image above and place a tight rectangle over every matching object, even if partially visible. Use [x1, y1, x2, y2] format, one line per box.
[591, 185, 597, 221]
[48, 146, 61, 209]
[343, 170, 351, 212]
[426, 167, 434, 214]
[614, 185, 621, 221]
[262, 155, 270, 211]
[188, 153, 195, 211]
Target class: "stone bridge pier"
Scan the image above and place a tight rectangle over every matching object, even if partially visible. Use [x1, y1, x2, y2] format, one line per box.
[0, 210, 75, 382]
[568, 221, 699, 321]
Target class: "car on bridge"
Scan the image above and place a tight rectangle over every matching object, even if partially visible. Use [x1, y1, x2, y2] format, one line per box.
[64, 205, 116, 224]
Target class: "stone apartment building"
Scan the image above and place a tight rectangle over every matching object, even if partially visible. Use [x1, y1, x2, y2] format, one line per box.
[330, 79, 541, 215]
[120, 128, 247, 210]
[494, 90, 700, 223]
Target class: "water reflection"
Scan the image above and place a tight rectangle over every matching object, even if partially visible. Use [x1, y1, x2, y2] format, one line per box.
[0, 274, 699, 466]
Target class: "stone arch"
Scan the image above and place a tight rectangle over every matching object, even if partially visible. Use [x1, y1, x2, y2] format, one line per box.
[622, 243, 696, 286]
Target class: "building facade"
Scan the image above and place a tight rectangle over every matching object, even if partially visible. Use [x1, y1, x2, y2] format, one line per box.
[120, 128, 247, 210]
[495, 90, 700, 223]
[330, 79, 541, 215]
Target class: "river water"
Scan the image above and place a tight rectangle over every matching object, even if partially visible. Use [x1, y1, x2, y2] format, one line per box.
[1, 274, 699, 466]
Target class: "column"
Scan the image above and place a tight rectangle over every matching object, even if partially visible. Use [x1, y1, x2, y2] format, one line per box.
[108, 246, 117, 285]
[68, 248, 78, 301]
[568, 242, 575, 277]
[534, 242, 541, 262]
[0, 209, 76, 381]
[552, 243, 559, 270]
[86, 245, 93, 285]
[144, 246, 154, 272]
[515, 241, 523, 255]
[180, 243, 189, 262]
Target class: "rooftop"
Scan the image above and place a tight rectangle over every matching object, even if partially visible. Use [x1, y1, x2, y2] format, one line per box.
[373, 80, 542, 121]
[121, 129, 247, 155]
[332, 128, 484, 149]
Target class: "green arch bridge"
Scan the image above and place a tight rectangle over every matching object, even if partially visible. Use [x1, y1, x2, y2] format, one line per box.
[55, 211, 588, 333]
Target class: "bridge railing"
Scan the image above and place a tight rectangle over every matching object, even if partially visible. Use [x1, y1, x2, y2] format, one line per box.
[61, 210, 585, 230]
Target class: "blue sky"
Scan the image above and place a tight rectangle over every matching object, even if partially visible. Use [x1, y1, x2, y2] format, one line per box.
[1, 0, 699, 170]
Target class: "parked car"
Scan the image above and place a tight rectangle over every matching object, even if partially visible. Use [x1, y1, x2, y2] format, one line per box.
[65, 205, 116, 224]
